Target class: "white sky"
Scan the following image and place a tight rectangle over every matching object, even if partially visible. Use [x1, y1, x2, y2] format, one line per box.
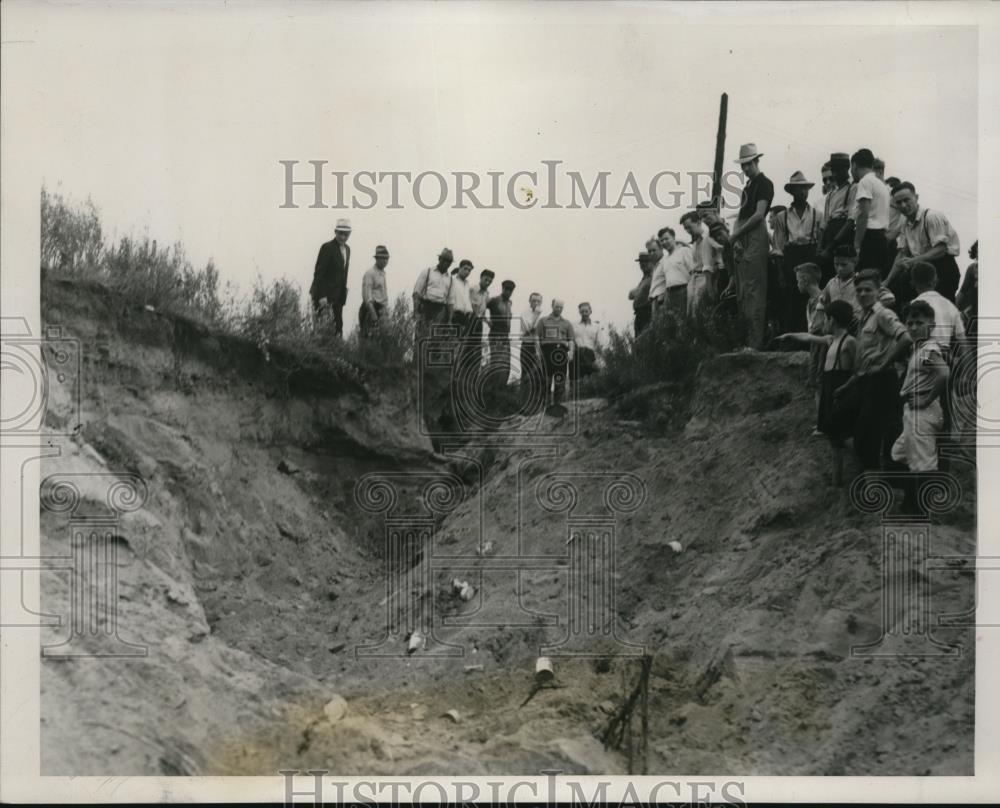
[8, 2, 980, 332]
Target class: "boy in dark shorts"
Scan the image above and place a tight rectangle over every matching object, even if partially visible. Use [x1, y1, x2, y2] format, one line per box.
[778, 299, 858, 483]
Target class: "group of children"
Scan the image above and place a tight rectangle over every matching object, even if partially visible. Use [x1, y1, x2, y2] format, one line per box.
[778, 245, 957, 512]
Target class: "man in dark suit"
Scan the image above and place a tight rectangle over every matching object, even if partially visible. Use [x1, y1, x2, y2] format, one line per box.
[310, 218, 352, 336]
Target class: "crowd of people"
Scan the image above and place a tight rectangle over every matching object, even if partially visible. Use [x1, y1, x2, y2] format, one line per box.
[308, 141, 979, 506]
[627, 143, 978, 508]
[309, 222, 604, 413]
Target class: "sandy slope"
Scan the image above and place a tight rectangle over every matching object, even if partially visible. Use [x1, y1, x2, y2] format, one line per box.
[39, 278, 975, 775]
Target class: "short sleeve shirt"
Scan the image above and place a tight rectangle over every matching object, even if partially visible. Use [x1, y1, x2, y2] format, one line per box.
[663, 244, 696, 287]
[914, 290, 965, 349]
[469, 286, 491, 317]
[900, 340, 945, 401]
[896, 208, 961, 258]
[851, 173, 890, 230]
[448, 275, 472, 313]
[857, 302, 908, 374]
[649, 259, 668, 299]
[535, 314, 575, 346]
[414, 267, 453, 304]
[738, 173, 775, 222]
[361, 266, 388, 306]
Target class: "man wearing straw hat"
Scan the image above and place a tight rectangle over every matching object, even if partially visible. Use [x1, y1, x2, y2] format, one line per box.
[773, 171, 822, 332]
[729, 143, 774, 349]
[309, 217, 352, 337]
[360, 245, 390, 338]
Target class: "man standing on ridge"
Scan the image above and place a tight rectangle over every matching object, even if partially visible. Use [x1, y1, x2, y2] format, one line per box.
[573, 302, 601, 383]
[517, 292, 545, 405]
[849, 148, 892, 279]
[360, 244, 389, 338]
[535, 298, 575, 412]
[629, 251, 654, 335]
[486, 280, 517, 389]
[886, 181, 963, 305]
[413, 247, 455, 340]
[773, 171, 822, 332]
[729, 143, 774, 349]
[310, 218, 352, 337]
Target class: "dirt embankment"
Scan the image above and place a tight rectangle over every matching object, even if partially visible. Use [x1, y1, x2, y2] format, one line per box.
[39, 278, 975, 776]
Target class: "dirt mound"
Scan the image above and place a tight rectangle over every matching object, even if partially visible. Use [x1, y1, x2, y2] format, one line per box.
[39, 278, 975, 775]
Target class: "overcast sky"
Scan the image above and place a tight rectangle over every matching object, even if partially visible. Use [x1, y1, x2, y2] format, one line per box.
[9, 2, 980, 332]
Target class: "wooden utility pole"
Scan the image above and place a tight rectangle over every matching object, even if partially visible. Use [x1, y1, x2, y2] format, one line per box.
[711, 93, 728, 209]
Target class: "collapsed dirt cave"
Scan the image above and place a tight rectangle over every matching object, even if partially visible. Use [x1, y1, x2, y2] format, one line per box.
[38, 277, 976, 776]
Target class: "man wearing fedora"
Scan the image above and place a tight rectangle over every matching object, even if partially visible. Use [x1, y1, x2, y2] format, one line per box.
[773, 171, 822, 332]
[310, 218, 352, 336]
[729, 143, 774, 350]
[413, 247, 455, 339]
[360, 245, 390, 338]
[628, 251, 654, 335]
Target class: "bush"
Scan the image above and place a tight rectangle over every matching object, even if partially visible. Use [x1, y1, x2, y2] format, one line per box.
[582, 295, 747, 399]
[41, 187, 103, 275]
[43, 187, 227, 326]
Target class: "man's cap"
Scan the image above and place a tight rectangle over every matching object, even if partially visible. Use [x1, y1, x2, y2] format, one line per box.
[501, 280, 516, 290]
[334, 218, 352, 232]
[373, 245, 389, 258]
[833, 243, 858, 258]
[439, 248, 454, 260]
[734, 143, 764, 164]
[635, 251, 650, 262]
[829, 152, 851, 166]
[458, 259, 474, 269]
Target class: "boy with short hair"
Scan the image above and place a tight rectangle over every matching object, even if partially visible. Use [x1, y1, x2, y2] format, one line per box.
[891, 300, 949, 512]
[836, 269, 913, 470]
[778, 299, 858, 483]
[789, 262, 828, 434]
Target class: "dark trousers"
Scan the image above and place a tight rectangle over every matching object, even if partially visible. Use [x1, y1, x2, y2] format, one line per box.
[932, 255, 961, 303]
[519, 342, 544, 412]
[858, 229, 890, 279]
[634, 304, 652, 335]
[781, 243, 816, 333]
[575, 346, 597, 376]
[541, 343, 570, 406]
[358, 301, 386, 338]
[854, 369, 903, 470]
[313, 296, 344, 336]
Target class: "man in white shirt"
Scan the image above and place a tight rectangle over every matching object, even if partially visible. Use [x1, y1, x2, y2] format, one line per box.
[516, 292, 545, 405]
[646, 238, 667, 310]
[412, 248, 454, 338]
[682, 211, 722, 320]
[573, 302, 601, 381]
[360, 244, 390, 338]
[886, 181, 963, 305]
[657, 226, 695, 320]
[448, 259, 474, 333]
[910, 261, 965, 356]
[850, 148, 891, 279]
